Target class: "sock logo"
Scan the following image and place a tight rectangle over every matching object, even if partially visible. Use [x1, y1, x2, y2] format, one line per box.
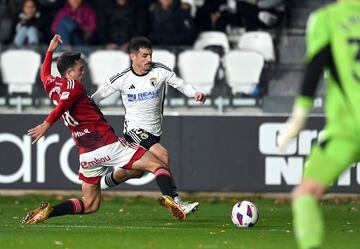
[81, 156, 111, 168]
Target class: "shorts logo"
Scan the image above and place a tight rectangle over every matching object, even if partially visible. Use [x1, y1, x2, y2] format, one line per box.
[80, 156, 111, 168]
[60, 92, 70, 100]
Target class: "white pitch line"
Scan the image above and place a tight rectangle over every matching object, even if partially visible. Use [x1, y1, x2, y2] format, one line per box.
[2, 224, 291, 232]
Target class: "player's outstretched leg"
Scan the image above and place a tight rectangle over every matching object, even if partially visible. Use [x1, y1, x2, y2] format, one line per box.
[21, 198, 85, 225]
[100, 168, 144, 189]
[131, 151, 188, 221]
[292, 180, 325, 249]
[22, 182, 100, 224]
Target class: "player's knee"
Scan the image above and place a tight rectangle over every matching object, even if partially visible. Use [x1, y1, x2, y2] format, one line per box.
[83, 200, 100, 214]
[159, 149, 169, 165]
[292, 182, 325, 201]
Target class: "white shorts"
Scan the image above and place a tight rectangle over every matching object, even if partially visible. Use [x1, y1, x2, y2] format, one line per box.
[78, 138, 146, 184]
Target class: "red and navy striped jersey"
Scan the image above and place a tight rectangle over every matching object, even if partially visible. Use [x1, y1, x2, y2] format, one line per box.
[41, 51, 118, 154]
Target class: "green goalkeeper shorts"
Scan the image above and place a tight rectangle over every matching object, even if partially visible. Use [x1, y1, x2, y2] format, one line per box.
[304, 136, 360, 186]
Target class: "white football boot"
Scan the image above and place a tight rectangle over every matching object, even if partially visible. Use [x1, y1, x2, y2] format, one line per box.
[174, 196, 199, 215]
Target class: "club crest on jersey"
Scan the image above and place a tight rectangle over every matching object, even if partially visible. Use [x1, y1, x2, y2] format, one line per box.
[60, 91, 70, 100]
[128, 94, 137, 102]
[149, 77, 157, 87]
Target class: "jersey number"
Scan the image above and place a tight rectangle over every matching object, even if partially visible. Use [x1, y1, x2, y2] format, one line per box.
[348, 38, 360, 82]
[62, 111, 79, 127]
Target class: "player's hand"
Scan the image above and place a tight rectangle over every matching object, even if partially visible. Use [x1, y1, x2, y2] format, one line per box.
[27, 121, 51, 144]
[277, 106, 309, 152]
[194, 92, 206, 104]
[47, 34, 63, 52]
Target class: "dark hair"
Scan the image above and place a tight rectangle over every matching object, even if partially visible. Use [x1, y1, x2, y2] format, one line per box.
[57, 51, 81, 77]
[128, 36, 152, 54]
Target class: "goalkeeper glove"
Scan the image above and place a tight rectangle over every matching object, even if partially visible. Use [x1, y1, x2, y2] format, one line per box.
[277, 98, 312, 152]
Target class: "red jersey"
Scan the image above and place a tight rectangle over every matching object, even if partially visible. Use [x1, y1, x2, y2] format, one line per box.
[41, 51, 118, 154]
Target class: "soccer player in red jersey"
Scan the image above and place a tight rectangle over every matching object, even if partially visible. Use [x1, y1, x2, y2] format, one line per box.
[21, 35, 188, 224]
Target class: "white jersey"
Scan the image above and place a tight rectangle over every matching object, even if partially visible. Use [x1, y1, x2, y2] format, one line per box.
[92, 62, 197, 136]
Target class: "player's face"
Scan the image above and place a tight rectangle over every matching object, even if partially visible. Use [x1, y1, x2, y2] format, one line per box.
[67, 60, 84, 81]
[23, 0, 37, 18]
[131, 48, 152, 73]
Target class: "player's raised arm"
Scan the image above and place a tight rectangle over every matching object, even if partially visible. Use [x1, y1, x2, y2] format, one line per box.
[40, 34, 63, 83]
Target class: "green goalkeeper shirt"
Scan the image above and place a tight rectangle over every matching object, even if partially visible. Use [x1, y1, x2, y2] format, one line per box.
[297, 1, 360, 137]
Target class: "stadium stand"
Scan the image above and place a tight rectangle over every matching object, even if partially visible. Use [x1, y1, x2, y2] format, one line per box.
[0, 0, 336, 114]
[0, 49, 41, 111]
[177, 50, 220, 106]
[88, 50, 129, 106]
[224, 50, 264, 106]
[194, 31, 230, 56]
[152, 49, 176, 70]
[237, 31, 275, 62]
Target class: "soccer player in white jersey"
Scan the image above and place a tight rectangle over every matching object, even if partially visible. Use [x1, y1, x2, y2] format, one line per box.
[92, 36, 206, 215]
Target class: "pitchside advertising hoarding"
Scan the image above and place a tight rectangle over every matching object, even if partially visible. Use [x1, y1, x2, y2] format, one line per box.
[1, 113, 360, 192]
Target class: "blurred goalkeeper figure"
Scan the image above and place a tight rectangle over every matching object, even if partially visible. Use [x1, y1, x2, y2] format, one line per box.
[92, 36, 205, 215]
[277, 1, 360, 248]
[22, 34, 190, 224]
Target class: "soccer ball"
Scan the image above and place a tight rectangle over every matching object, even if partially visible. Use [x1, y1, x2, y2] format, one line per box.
[231, 200, 259, 228]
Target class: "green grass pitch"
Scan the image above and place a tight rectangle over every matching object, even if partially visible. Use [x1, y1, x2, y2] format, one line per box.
[0, 195, 359, 249]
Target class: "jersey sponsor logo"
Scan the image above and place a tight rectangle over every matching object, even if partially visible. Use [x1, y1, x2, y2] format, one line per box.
[129, 84, 136, 89]
[149, 77, 157, 86]
[60, 91, 70, 100]
[72, 129, 91, 138]
[127, 90, 160, 102]
[80, 156, 111, 169]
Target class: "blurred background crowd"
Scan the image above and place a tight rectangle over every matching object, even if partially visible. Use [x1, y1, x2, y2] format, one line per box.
[0, 0, 287, 48]
[0, 0, 333, 113]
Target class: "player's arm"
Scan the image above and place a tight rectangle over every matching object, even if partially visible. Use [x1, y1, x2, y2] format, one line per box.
[91, 80, 119, 105]
[277, 45, 331, 150]
[40, 35, 63, 83]
[167, 70, 206, 104]
[27, 101, 70, 144]
[28, 81, 83, 144]
[277, 10, 330, 150]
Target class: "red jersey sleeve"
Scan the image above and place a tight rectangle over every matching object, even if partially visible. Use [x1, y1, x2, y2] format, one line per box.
[46, 80, 85, 124]
[41, 51, 59, 96]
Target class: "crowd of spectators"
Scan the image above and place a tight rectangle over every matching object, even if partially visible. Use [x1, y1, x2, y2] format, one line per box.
[0, 0, 287, 50]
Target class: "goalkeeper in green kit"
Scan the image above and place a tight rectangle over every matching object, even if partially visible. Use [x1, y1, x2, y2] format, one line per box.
[277, 0, 360, 248]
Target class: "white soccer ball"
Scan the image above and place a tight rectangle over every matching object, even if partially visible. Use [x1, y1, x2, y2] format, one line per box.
[231, 200, 259, 228]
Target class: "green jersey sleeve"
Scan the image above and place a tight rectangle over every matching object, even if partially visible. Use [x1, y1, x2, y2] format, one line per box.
[306, 9, 330, 62]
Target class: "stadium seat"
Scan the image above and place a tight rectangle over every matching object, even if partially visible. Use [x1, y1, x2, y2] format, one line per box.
[194, 31, 230, 56]
[178, 50, 220, 105]
[238, 31, 275, 62]
[224, 50, 264, 105]
[50, 52, 62, 77]
[0, 49, 41, 111]
[152, 49, 176, 70]
[181, 0, 197, 17]
[88, 50, 130, 106]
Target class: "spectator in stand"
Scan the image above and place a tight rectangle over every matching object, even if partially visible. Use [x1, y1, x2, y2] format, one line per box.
[37, 0, 66, 43]
[51, 0, 96, 45]
[235, 0, 285, 31]
[195, 0, 231, 33]
[13, 0, 41, 47]
[98, 0, 148, 51]
[0, 0, 23, 45]
[148, 0, 196, 46]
